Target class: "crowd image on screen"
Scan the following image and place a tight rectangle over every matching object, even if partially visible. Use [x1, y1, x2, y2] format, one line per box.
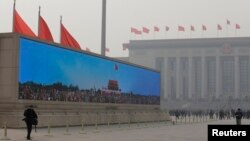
[18, 81, 160, 105]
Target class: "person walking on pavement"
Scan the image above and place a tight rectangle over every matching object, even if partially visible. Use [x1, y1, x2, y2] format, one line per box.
[23, 105, 38, 140]
[235, 108, 243, 125]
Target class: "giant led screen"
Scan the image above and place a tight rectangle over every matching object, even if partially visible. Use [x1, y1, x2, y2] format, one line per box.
[18, 38, 160, 105]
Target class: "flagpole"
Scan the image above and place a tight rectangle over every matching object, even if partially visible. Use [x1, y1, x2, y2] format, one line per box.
[226, 23, 228, 37]
[190, 28, 192, 38]
[165, 31, 168, 39]
[38, 6, 41, 37]
[12, 0, 16, 32]
[101, 0, 107, 56]
[60, 16, 62, 43]
[141, 28, 144, 40]
[129, 28, 132, 40]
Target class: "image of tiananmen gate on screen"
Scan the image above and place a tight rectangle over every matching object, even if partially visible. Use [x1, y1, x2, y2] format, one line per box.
[18, 37, 160, 105]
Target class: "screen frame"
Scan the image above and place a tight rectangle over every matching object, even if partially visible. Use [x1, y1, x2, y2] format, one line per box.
[17, 34, 161, 104]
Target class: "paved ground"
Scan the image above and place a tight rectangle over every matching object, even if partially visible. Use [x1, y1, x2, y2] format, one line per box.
[1, 119, 249, 141]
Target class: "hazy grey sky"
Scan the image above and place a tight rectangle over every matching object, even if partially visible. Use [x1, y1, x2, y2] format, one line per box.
[0, 0, 250, 57]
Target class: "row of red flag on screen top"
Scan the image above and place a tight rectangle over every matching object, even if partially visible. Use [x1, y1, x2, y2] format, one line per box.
[131, 23, 241, 34]
[13, 8, 99, 52]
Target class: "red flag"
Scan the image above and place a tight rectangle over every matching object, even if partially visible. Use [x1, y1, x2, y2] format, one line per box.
[39, 16, 54, 42]
[131, 27, 138, 33]
[61, 24, 81, 49]
[13, 10, 36, 37]
[178, 26, 185, 31]
[190, 25, 195, 31]
[122, 43, 129, 51]
[105, 48, 110, 52]
[142, 27, 150, 33]
[226, 19, 230, 25]
[165, 26, 170, 31]
[154, 26, 160, 32]
[236, 24, 240, 29]
[202, 25, 207, 31]
[131, 27, 142, 35]
[217, 24, 222, 30]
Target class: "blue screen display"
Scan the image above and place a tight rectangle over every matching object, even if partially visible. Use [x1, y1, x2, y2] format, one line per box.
[18, 38, 160, 105]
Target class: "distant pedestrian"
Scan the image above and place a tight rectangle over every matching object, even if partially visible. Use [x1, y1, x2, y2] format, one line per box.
[235, 108, 243, 125]
[23, 105, 38, 140]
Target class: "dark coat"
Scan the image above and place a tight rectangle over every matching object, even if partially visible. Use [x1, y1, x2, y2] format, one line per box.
[235, 110, 243, 120]
[23, 108, 38, 123]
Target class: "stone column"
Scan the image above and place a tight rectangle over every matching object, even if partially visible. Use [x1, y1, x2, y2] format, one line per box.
[201, 56, 206, 99]
[164, 57, 168, 99]
[176, 57, 180, 99]
[188, 57, 193, 99]
[234, 56, 239, 99]
[216, 56, 221, 99]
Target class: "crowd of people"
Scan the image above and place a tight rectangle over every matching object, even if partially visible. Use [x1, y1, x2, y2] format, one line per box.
[169, 109, 250, 120]
[18, 82, 160, 105]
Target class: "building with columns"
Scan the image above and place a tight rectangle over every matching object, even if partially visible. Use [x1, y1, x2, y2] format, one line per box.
[126, 37, 250, 110]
